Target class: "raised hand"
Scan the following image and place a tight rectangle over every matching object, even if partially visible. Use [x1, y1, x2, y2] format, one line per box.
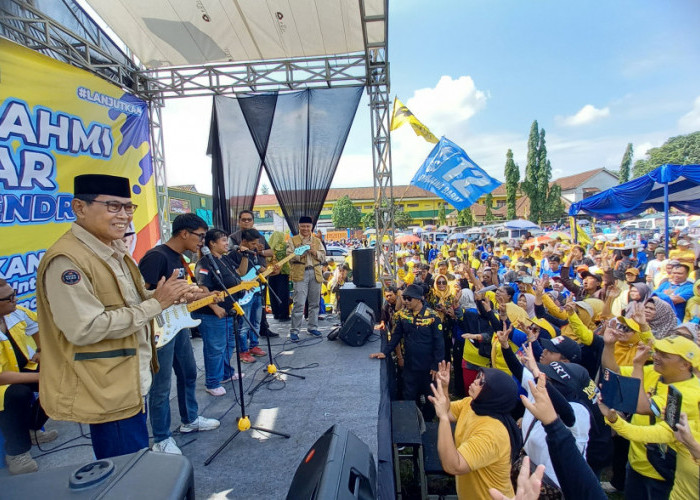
[520, 374, 557, 425]
[427, 381, 451, 419]
[523, 342, 540, 377]
[433, 360, 451, 391]
[495, 322, 512, 348]
[489, 456, 545, 500]
[633, 341, 652, 366]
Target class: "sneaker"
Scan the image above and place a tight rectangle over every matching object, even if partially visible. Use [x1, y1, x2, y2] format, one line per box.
[205, 386, 226, 397]
[308, 329, 322, 337]
[318, 314, 327, 320]
[290, 332, 300, 342]
[30, 429, 58, 445]
[260, 330, 280, 338]
[180, 416, 220, 433]
[600, 482, 618, 494]
[152, 436, 182, 455]
[249, 346, 267, 357]
[240, 352, 257, 363]
[6, 452, 38, 475]
[223, 373, 244, 382]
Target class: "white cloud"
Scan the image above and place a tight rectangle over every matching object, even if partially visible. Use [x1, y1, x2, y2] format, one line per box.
[557, 104, 610, 127]
[406, 75, 488, 134]
[678, 96, 700, 133]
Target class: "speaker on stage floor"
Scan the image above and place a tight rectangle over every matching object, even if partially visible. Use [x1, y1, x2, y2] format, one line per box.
[338, 282, 382, 323]
[352, 248, 375, 287]
[338, 303, 374, 347]
[0, 449, 194, 499]
[286, 425, 377, 500]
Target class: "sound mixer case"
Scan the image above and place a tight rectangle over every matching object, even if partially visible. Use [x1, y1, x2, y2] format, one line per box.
[0, 449, 194, 499]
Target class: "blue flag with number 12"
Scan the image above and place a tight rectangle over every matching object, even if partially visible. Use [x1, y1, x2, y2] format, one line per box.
[410, 137, 502, 211]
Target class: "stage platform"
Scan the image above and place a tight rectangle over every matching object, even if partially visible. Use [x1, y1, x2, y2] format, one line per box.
[0, 316, 384, 499]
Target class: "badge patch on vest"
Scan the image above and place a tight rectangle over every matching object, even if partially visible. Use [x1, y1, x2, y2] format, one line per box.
[61, 269, 81, 285]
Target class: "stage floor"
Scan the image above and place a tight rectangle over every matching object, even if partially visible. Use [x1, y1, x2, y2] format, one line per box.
[2, 315, 382, 499]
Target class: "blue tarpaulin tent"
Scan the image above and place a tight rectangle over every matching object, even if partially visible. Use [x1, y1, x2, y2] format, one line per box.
[568, 164, 700, 251]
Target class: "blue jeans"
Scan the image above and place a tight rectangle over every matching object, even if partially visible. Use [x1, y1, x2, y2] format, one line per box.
[239, 294, 261, 351]
[194, 313, 236, 389]
[148, 329, 199, 443]
[90, 408, 148, 459]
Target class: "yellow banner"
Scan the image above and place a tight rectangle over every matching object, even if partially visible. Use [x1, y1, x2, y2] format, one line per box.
[569, 217, 592, 246]
[0, 39, 159, 310]
[390, 97, 439, 143]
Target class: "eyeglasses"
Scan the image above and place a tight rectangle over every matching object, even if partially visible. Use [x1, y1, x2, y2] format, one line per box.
[90, 200, 138, 214]
[239, 217, 254, 222]
[615, 322, 633, 333]
[437, 281, 447, 285]
[0, 291, 17, 302]
[188, 231, 206, 240]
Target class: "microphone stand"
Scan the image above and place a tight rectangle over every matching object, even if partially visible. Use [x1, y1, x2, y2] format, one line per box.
[202, 252, 289, 467]
[246, 266, 305, 396]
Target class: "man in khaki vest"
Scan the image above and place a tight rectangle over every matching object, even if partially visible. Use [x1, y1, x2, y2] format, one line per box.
[37, 174, 194, 459]
[287, 216, 326, 341]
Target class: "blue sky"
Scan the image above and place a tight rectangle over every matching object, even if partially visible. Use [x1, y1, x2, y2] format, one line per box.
[161, 0, 700, 193]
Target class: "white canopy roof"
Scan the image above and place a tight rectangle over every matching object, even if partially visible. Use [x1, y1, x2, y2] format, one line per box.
[85, 0, 385, 69]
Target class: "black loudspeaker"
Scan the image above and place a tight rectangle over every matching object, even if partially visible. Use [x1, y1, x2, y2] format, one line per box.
[338, 282, 382, 323]
[0, 449, 194, 499]
[338, 303, 374, 347]
[352, 248, 375, 287]
[286, 425, 377, 500]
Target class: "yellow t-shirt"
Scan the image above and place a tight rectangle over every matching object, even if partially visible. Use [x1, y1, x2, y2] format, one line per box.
[450, 397, 514, 499]
[619, 365, 700, 482]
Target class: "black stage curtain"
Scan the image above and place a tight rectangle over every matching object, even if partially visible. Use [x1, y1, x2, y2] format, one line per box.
[209, 87, 363, 234]
[208, 95, 269, 233]
[259, 87, 363, 234]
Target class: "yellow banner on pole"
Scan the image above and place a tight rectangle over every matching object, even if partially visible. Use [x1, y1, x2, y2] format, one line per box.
[569, 217, 592, 246]
[390, 97, 439, 143]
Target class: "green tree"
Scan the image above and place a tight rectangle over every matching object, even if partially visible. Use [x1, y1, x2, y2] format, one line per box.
[394, 207, 413, 229]
[633, 132, 700, 178]
[361, 201, 412, 229]
[332, 195, 361, 229]
[618, 143, 633, 183]
[260, 183, 270, 195]
[457, 207, 473, 226]
[485, 193, 494, 222]
[544, 183, 564, 220]
[520, 120, 557, 223]
[504, 149, 520, 219]
[521, 120, 541, 222]
[438, 203, 447, 226]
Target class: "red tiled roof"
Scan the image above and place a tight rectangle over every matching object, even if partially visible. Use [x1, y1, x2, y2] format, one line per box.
[253, 185, 438, 206]
[552, 168, 616, 191]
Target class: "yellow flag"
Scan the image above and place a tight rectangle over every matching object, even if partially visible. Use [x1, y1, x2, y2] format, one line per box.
[569, 217, 592, 246]
[390, 97, 439, 143]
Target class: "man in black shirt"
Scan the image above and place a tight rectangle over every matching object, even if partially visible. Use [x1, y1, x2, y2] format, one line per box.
[225, 229, 268, 363]
[370, 284, 444, 420]
[138, 214, 220, 455]
[230, 210, 279, 337]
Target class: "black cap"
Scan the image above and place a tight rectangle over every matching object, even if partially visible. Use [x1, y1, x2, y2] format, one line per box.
[299, 216, 313, 225]
[402, 284, 424, 300]
[74, 174, 131, 198]
[538, 361, 593, 398]
[580, 270, 602, 282]
[540, 336, 582, 363]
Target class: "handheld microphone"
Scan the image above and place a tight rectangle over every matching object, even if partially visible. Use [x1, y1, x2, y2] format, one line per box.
[200, 246, 222, 275]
